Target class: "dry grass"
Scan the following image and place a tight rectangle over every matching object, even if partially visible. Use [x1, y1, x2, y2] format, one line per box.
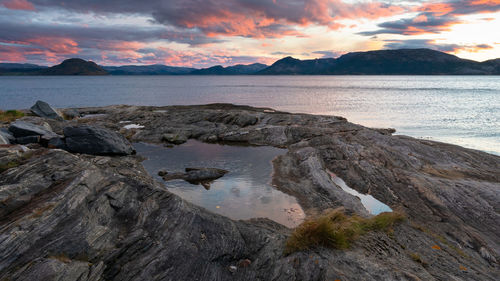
[0, 161, 20, 173]
[0, 110, 24, 122]
[48, 253, 71, 263]
[285, 209, 405, 254]
[0, 151, 36, 173]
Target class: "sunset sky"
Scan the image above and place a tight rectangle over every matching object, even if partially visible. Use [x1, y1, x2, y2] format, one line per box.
[0, 0, 499, 67]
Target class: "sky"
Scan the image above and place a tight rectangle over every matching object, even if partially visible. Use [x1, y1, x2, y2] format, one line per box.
[0, 0, 499, 67]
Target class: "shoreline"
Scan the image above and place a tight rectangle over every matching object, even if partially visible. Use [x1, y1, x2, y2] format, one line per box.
[1, 103, 499, 280]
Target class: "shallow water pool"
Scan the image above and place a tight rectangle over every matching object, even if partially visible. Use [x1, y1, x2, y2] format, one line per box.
[134, 140, 305, 227]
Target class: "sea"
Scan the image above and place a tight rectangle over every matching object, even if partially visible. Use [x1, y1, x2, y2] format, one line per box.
[0, 75, 498, 155]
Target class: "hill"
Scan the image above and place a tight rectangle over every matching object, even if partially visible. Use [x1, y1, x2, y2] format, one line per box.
[38, 58, 108, 75]
[1, 49, 498, 75]
[0, 63, 47, 75]
[258, 49, 500, 75]
[103, 64, 195, 75]
[190, 63, 268, 75]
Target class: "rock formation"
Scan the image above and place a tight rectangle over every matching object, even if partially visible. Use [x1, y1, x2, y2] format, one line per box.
[0, 104, 498, 280]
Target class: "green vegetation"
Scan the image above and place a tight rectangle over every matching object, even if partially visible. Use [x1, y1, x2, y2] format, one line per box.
[410, 253, 427, 266]
[0, 151, 35, 173]
[0, 161, 20, 173]
[0, 110, 24, 122]
[285, 209, 405, 254]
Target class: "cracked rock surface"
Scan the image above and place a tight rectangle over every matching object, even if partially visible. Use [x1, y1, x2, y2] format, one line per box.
[0, 104, 498, 280]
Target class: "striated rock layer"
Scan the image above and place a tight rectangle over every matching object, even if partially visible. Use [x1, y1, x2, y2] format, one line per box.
[0, 104, 498, 280]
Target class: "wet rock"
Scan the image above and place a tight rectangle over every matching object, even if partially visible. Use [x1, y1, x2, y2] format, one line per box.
[160, 172, 186, 181]
[8, 120, 53, 138]
[159, 167, 229, 190]
[157, 169, 168, 177]
[162, 133, 188, 145]
[64, 125, 135, 156]
[206, 134, 218, 143]
[30, 100, 64, 121]
[184, 167, 229, 183]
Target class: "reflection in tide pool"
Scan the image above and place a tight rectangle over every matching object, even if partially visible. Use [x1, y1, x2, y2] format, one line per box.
[327, 171, 392, 215]
[134, 140, 305, 227]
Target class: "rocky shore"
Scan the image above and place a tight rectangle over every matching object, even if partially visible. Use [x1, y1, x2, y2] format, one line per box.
[0, 103, 498, 280]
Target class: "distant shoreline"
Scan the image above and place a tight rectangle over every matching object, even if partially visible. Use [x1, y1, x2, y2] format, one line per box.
[1, 48, 499, 76]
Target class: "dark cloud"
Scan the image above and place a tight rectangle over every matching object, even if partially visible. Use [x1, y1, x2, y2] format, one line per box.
[383, 39, 494, 53]
[312, 50, 341, 58]
[16, 0, 407, 38]
[360, 0, 500, 36]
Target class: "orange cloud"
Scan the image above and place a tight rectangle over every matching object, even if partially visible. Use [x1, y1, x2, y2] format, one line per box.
[27, 37, 80, 55]
[470, 0, 500, 5]
[419, 3, 454, 16]
[1, 0, 35, 11]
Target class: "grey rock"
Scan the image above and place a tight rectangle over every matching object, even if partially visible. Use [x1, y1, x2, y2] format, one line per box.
[0, 128, 14, 144]
[47, 137, 68, 150]
[0, 134, 9, 144]
[160, 167, 229, 189]
[162, 133, 188, 144]
[62, 108, 80, 119]
[15, 135, 40, 145]
[8, 120, 53, 138]
[30, 100, 64, 121]
[1, 104, 499, 281]
[184, 167, 229, 183]
[64, 125, 135, 156]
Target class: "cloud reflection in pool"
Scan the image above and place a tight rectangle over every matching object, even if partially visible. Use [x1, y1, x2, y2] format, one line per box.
[134, 140, 305, 228]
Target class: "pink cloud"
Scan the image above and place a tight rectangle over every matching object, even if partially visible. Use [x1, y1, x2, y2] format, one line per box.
[1, 0, 35, 11]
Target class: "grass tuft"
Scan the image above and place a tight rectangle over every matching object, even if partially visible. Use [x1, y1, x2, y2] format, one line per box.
[285, 209, 405, 254]
[0, 110, 24, 122]
[0, 161, 20, 173]
[410, 252, 427, 266]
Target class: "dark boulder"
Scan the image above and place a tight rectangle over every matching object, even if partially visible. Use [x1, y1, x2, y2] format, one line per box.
[47, 137, 67, 150]
[63, 125, 134, 155]
[8, 121, 54, 138]
[15, 135, 40, 145]
[184, 167, 229, 183]
[159, 167, 229, 190]
[30, 100, 63, 121]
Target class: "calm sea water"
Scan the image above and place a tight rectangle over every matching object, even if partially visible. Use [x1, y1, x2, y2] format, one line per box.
[0, 76, 498, 154]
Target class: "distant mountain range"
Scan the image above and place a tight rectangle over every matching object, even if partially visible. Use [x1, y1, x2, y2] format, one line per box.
[190, 63, 268, 75]
[1, 49, 499, 75]
[259, 49, 500, 75]
[103, 65, 195, 75]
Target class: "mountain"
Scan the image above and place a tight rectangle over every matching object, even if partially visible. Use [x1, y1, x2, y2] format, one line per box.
[0, 63, 47, 75]
[258, 49, 500, 75]
[258, 56, 336, 75]
[38, 58, 108, 75]
[103, 64, 195, 75]
[1, 49, 498, 75]
[190, 63, 268, 75]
